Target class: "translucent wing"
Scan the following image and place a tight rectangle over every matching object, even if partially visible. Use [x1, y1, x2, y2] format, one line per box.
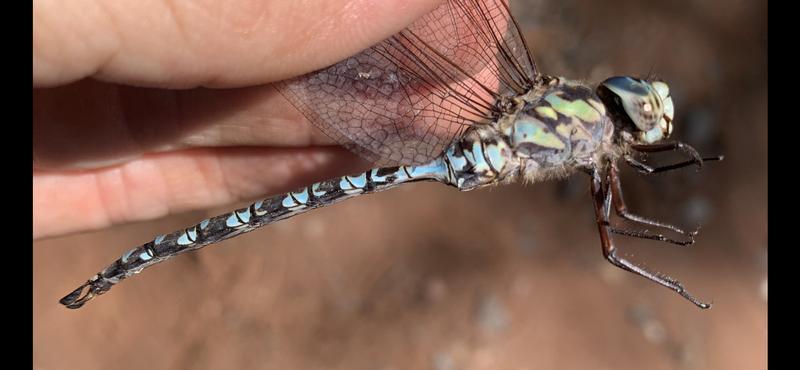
[276, 0, 537, 165]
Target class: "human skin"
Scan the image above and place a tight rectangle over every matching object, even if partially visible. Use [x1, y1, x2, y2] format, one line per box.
[33, 0, 444, 239]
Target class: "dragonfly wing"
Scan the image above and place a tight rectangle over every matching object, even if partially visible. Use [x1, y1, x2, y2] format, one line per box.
[276, 0, 537, 166]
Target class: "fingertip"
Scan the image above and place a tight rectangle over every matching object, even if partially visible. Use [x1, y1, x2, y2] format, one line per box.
[33, 0, 444, 88]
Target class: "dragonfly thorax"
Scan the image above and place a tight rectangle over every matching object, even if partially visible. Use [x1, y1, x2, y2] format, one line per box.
[438, 77, 621, 189]
[487, 77, 615, 183]
[449, 76, 680, 187]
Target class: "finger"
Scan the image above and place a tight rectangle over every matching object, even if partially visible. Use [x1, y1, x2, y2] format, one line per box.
[34, 79, 337, 169]
[33, 146, 370, 239]
[33, 0, 443, 88]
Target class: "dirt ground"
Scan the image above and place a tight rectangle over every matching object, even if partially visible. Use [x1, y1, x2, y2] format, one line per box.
[34, 0, 767, 369]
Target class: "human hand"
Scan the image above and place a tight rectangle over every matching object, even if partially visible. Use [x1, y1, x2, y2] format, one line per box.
[33, 0, 442, 239]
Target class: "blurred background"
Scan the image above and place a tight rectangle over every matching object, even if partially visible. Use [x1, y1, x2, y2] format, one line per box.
[34, 0, 766, 369]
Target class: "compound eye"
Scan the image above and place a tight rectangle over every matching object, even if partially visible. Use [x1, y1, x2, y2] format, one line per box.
[640, 124, 664, 143]
[600, 77, 665, 132]
[653, 81, 675, 138]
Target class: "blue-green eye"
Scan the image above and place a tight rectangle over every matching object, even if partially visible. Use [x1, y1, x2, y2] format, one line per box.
[652, 81, 674, 138]
[599, 76, 665, 132]
[643, 126, 664, 143]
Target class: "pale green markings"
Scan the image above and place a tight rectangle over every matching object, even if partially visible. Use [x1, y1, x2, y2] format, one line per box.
[484, 142, 508, 171]
[534, 106, 558, 120]
[513, 117, 566, 150]
[555, 123, 572, 138]
[587, 99, 606, 117]
[544, 94, 602, 124]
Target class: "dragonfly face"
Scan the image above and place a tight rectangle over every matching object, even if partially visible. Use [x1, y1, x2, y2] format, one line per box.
[597, 76, 674, 145]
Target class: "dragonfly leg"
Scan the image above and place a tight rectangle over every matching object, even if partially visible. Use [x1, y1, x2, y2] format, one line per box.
[610, 228, 694, 246]
[609, 163, 697, 240]
[631, 141, 703, 168]
[626, 141, 723, 175]
[590, 167, 711, 309]
[624, 154, 723, 175]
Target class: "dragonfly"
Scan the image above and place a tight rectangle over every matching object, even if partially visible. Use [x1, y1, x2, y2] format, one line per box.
[60, 0, 722, 310]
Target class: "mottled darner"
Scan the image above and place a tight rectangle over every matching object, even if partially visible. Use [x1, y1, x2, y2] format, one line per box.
[60, 0, 721, 310]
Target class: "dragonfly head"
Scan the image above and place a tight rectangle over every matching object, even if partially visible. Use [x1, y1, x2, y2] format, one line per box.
[597, 76, 674, 144]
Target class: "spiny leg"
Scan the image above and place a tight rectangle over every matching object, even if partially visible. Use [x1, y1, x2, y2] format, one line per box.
[610, 228, 694, 246]
[609, 163, 697, 241]
[590, 167, 711, 309]
[627, 140, 723, 174]
[624, 154, 724, 175]
[631, 141, 704, 169]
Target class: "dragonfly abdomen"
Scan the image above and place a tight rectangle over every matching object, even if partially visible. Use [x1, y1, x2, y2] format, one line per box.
[60, 160, 451, 308]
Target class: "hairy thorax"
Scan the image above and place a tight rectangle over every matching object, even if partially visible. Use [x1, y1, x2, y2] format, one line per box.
[502, 77, 616, 183]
